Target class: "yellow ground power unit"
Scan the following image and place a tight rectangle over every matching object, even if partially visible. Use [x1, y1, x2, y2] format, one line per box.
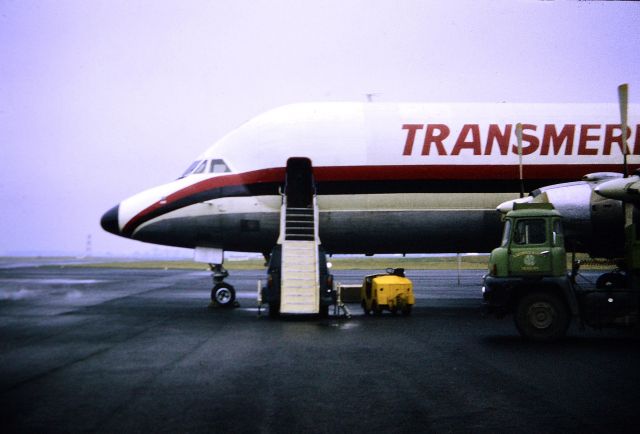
[361, 268, 414, 316]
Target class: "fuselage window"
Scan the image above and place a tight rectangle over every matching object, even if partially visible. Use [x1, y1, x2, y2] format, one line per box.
[210, 159, 231, 174]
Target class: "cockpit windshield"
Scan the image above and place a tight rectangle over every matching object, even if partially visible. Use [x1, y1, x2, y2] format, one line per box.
[180, 160, 202, 178]
[179, 159, 232, 178]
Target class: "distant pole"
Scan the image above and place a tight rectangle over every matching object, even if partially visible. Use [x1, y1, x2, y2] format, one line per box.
[365, 93, 380, 102]
[85, 234, 92, 258]
[457, 253, 461, 286]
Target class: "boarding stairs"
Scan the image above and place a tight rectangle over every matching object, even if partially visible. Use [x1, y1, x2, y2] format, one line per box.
[278, 158, 321, 314]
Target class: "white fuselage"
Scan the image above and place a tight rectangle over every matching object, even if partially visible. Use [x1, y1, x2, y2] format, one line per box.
[102, 102, 640, 256]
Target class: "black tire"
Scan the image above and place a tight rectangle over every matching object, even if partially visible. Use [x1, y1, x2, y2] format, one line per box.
[595, 272, 626, 289]
[514, 292, 569, 342]
[211, 282, 236, 307]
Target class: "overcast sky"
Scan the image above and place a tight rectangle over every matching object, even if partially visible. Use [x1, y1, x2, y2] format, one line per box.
[1, 0, 639, 257]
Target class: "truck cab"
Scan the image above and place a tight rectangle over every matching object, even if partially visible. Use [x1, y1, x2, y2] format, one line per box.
[488, 203, 566, 278]
[483, 204, 577, 341]
[484, 202, 640, 341]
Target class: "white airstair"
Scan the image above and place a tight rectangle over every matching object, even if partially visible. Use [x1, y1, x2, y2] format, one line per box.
[266, 157, 324, 315]
[278, 197, 321, 314]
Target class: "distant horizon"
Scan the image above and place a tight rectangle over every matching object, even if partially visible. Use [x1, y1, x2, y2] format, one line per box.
[0, 250, 487, 260]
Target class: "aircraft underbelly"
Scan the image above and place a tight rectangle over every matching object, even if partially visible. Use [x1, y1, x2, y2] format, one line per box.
[320, 210, 502, 254]
[134, 208, 503, 254]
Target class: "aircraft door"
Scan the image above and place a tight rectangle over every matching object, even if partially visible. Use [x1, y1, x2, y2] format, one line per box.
[285, 157, 315, 208]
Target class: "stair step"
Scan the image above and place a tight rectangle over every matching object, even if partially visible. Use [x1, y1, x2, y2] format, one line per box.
[280, 239, 319, 314]
[286, 230, 314, 236]
[286, 209, 313, 213]
[278, 195, 319, 313]
[286, 225, 314, 230]
[285, 236, 315, 241]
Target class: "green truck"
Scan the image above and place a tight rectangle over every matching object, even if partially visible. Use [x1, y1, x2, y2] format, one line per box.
[482, 203, 640, 341]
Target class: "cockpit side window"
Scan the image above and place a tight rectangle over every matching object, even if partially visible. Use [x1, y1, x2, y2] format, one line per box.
[210, 159, 231, 174]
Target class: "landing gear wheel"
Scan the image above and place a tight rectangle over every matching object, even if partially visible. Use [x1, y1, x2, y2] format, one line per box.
[211, 282, 236, 307]
[401, 305, 412, 316]
[514, 292, 569, 342]
[319, 304, 329, 318]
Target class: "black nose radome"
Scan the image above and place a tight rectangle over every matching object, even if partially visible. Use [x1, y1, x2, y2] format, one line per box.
[101, 205, 120, 235]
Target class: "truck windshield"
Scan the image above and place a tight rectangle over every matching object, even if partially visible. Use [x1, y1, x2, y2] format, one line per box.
[513, 219, 546, 245]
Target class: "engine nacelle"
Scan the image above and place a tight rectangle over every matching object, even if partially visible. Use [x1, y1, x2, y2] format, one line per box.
[498, 174, 626, 258]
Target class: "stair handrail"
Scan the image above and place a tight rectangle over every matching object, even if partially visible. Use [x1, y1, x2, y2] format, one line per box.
[277, 194, 287, 244]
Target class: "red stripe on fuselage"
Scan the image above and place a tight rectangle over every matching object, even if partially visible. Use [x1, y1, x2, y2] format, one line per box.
[313, 164, 612, 181]
[122, 163, 633, 236]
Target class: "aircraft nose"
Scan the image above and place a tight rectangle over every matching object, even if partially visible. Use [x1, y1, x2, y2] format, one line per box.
[101, 205, 120, 235]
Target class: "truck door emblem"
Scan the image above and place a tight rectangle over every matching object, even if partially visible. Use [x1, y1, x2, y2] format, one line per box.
[524, 255, 536, 267]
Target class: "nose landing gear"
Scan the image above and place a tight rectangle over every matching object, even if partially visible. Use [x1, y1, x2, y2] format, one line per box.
[209, 264, 238, 308]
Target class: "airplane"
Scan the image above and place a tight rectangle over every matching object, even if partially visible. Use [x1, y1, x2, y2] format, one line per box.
[101, 96, 639, 305]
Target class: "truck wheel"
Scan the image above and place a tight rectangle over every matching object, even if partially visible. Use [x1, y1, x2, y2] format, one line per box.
[514, 292, 569, 342]
[211, 283, 236, 307]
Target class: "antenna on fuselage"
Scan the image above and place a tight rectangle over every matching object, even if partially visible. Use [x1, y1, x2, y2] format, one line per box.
[365, 93, 380, 102]
[618, 83, 630, 178]
[515, 123, 525, 198]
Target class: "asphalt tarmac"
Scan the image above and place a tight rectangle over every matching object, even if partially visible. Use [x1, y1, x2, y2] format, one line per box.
[1, 263, 639, 433]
